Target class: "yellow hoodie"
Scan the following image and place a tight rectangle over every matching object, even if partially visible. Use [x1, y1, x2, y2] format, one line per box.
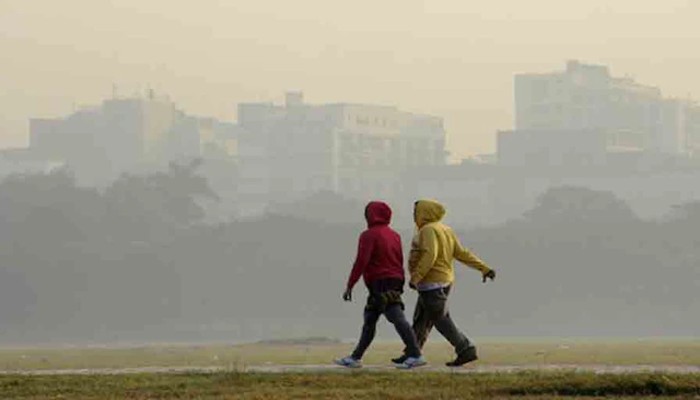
[409, 200, 492, 286]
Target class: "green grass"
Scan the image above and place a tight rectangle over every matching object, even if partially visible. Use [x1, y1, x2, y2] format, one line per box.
[0, 371, 698, 399]
[0, 339, 698, 371]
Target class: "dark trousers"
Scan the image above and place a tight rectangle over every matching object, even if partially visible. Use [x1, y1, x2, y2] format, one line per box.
[410, 286, 473, 356]
[351, 303, 422, 360]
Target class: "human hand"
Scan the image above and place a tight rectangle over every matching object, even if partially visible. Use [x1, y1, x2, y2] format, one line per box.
[482, 269, 496, 283]
[342, 288, 352, 302]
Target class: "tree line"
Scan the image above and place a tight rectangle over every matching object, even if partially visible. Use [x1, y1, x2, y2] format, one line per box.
[0, 165, 697, 343]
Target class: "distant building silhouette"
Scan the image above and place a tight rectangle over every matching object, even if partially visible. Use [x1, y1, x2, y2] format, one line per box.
[236, 92, 447, 215]
[18, 91, 447, 218]
[28, 93, 237, 184]
[499, 60, 700, 166]
[0, 147, 65, 176]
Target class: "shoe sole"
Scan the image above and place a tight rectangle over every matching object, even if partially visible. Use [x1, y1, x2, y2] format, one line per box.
[446, 356, 478, 367]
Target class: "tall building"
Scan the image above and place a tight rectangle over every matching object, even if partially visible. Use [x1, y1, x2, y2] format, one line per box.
[29, 93, 236, 184]
[688, 106, 700, 156]
[237, 92, 446, 215]
[500, 60, 700, 166]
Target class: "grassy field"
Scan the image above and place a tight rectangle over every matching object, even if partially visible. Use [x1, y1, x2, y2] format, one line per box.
[0, 340, 698, 399]
[0, 339, 698, 371]
[0, 371, 699, 399]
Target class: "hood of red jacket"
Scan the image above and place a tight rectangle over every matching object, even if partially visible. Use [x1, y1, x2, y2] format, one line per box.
[365, 201, 392, 227]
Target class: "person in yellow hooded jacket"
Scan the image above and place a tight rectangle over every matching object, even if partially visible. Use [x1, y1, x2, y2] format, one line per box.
[392, 199, 496, 367]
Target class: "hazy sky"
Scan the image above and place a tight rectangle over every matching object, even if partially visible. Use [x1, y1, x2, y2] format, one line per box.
[2, 0, 700, 159]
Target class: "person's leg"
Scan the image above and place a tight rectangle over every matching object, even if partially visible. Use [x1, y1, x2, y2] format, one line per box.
[412, 293, 434, 349]
[422, 288, 473, 356]
[433, 310, 473, 355]
[350, 308, 381, 360]
[384, 304, 421, 358]
[394, 291, 435, 363]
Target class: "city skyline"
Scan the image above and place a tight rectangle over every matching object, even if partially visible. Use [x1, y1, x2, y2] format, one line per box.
[3, 0, 700, 160]
[4, 60, 700, 164]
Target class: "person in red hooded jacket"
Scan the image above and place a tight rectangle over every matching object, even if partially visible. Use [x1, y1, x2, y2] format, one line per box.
[334, 201, 426, 369]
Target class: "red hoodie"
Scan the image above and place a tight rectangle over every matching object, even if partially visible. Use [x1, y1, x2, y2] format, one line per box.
[346, 201, 405, 290]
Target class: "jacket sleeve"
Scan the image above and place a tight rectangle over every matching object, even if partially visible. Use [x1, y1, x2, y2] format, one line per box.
[410, 227, 438, 286]
[452, 231, 491, 274]
[346, 231, 375, 290]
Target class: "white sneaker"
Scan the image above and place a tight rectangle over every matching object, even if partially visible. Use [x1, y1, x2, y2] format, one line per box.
[396, 356, 427, 369]
[334, 356, 362, 368]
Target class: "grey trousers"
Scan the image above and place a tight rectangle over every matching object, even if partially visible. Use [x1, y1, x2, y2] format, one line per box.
[411, 286, 473, 355]
[351, 303, 421, 360]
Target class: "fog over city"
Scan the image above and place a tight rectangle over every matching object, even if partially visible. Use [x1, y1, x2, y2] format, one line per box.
[0, 1, 699, 345]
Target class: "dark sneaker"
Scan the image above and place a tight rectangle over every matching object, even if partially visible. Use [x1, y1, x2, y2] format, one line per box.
[391, 354, 408, 365]
[445, 347, 478, 367]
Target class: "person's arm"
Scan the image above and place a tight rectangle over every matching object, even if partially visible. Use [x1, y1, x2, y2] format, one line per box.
[346, 231, 375, 291]
[452, 231, 495, 281]
[409, 227, 438, 286]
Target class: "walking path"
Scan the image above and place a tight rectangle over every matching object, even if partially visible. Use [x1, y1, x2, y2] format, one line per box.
[1, 364, 699, 375]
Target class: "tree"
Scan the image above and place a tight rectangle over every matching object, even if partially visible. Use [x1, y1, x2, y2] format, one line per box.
[524, 186, 637, 224]
[266, 191, 365, 226]
[103, 159, 218, 241]
[0, 168, 103, 243]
